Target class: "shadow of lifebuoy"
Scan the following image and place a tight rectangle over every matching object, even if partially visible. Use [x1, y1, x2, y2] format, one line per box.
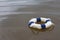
[28, 25, 55, 35]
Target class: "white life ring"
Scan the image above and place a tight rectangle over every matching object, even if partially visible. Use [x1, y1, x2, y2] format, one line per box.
[28, 17, 54, 29]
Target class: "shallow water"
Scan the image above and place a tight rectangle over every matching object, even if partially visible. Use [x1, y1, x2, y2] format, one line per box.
[0, 0, 60, 40]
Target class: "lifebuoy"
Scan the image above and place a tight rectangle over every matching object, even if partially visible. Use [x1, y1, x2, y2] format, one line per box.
[28, 17, 54, 29]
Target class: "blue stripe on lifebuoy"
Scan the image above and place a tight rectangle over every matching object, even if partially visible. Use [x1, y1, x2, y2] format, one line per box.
[45, 20, 50, 23]
[41, 24, 46, 29]
[28, 22, 34, 26]
[37, 17, 41, 22]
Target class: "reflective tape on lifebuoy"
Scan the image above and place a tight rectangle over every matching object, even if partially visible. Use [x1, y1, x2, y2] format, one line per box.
[28, 17, 54, 29]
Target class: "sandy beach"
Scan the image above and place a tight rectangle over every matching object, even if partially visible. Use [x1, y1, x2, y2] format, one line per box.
[0, 14, 60, 40]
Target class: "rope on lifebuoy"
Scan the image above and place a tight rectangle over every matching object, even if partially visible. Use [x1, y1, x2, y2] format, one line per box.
[28, 17, 54, 29]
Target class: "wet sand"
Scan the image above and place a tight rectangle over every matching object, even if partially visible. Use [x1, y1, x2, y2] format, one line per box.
[0, 14, 60, 40]
[0, 0, 60, 40]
